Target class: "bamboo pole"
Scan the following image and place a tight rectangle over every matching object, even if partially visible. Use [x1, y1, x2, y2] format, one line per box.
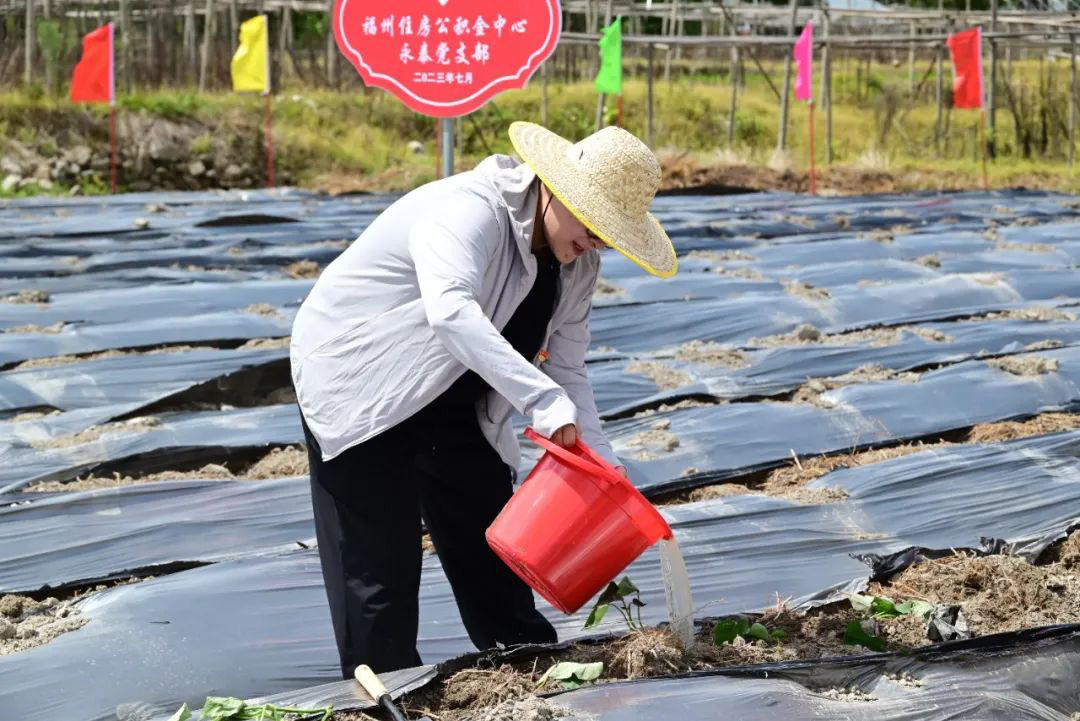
[325, 0, 335, 87]
[541, 58, 549, 127]
[1071, 34, 1077, 168]
[908, 21, 915, 97]
[728, 41, 739, 148]
[988, 0, 998, 158]
[824, 9, 833, 165]
[120, 0, 131, 92]
[647, 42, 655, 148]
[25, 0, 33, 86]
[777, 0, 798, 151]
[934, 4, 944, 155]
[44, 0, 57, 95]
[199, 0, 214, 91]
[594, 0, 612, 131]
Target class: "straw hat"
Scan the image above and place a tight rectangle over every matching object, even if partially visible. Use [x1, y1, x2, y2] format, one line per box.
[508, 122, 677, 279]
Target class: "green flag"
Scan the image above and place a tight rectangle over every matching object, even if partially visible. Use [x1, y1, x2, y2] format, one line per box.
[595, 18, 622, 95]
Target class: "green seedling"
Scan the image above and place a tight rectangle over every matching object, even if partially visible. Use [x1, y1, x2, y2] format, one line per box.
[844, 594, 935, 650]
[712, 617, 787, 646]
[848, 594, 933, 621]
[583, 576, 646, 632]
[536, 661, 604, 690]
[166, 697, 332, 721]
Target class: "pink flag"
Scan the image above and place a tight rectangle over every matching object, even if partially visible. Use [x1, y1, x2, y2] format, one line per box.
[793, 21, 813, 103]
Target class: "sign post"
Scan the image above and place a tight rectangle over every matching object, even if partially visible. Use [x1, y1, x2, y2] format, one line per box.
[333, 0, 561, 176]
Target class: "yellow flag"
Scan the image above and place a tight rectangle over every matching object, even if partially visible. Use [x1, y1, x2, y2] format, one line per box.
[231, 15, 269, 93]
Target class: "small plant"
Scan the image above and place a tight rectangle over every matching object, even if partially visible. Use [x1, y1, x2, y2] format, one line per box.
[583, 576, 646, 631]
[712, 616, 786, 646]
[843, 594, 934, 651]
[536, 661, 604, 690]
[167, 697, 331, 721]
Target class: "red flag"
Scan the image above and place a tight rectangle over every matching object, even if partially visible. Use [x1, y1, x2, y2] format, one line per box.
[71, 24, 114, 105]
[947, 27, 983, 110]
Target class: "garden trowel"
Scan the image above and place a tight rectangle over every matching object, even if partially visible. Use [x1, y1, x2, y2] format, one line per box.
[354, 664, 431, 721]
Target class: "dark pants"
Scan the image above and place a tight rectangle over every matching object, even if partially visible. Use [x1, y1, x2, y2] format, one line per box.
[302, 403, 556, 678]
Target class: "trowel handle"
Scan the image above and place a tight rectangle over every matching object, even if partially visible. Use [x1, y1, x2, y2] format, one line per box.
[354, 664, 389, 700]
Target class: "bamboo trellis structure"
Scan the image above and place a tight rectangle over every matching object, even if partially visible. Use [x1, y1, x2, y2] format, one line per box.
[2, 1, 1080, 164]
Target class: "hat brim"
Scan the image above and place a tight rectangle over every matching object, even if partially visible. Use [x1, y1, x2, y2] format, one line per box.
[508, 122, 677, 279]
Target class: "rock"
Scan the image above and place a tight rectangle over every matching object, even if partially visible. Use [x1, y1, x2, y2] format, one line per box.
[205, 169, 217, 179]
[32, 164, 51, 181]
[795, 324, 822, 342]
[133, 217, 150, 229]
[0, 618, 14, 640]
[37, 179, 53, 190]
[68, 185, 81, 196]
[0, 595, 23, 617]
[145, 203, 167, 213]
[0, 156, 22, 176]
[188, 160, 206, 177]
[1, 174, 21, 192]
[407, 140, 425, 154]
[69, 145, 93, 166]
[224, 164, 245, 180]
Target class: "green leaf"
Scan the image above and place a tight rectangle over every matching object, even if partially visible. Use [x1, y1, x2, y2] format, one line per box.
[200, 697, 246, 721]
[583, 602, 610, 630]
[847, 594, 875, 613]
[843, 620, 886, 651]
[770, 629, 788, 641]
[615, 576, 639, 598]
[895, 600, 934, 619]
[712, 619, 740, 645]
[596, 582, 622, 605]
[537, 662, 604, 690]
[630, 598, 647, 608]
[165, 704, 191, 721]
[747, 622, 771, 641]
[870, 596, 900, 619]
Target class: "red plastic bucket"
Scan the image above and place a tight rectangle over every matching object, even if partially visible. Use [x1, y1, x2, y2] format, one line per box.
[486, 427, 673, 614]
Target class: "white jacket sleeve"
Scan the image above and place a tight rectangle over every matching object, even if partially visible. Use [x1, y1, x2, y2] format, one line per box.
[543, 265, 621, 468]
[408, 191, 578, 438]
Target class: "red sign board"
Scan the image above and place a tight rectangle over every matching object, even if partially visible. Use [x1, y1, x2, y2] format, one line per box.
[333, 0, 561, 118]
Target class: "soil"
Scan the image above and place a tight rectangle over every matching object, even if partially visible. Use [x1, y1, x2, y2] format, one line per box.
[593, 279, 627, 300]
[238, 336, 291, 350]
[625, 419, 682, 460]
[1, 289, 50, 304]
[784, 281, 831, 303]
[4, 322, 65, 334]
[789, 364, 920, 408]
[966, 412, 1080, 443]
[12, 344, 219, 371]
[4, 409, 60, 423]
[21, 445, 310, 492]
[245, 303, 282, 317]
[986, 355, 1060, 376]
[866, 533, 1080, 645]
[630, 399, 712, 419]
[30, 416, 163, 450]
[1025, 339, 1065, 351]
[624, 361, 692, 391]
[916, 254, 942, 268]
[979, 307, 1078, 322]
[749, 324, 952, 348]
[684, 249, 757, 264]
[994, 240, 1059, 253]
[672, 341, 747, 368]
[283, 260, 322, 279]
[0, 594, 87, 656]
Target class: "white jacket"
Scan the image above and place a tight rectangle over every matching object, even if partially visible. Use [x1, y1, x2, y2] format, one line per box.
[290, 155, 619, 470]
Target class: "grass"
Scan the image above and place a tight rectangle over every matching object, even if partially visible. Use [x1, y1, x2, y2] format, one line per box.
[1, 54, 1079, 194]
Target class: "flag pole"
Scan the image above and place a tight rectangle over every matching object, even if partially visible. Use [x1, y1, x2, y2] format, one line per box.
[109, 107, 118, 194]
[616, 94, 624, 128]
[264, 92, 275, 188]
[978, 107, 989, 192]
[807, 100, 816, 196]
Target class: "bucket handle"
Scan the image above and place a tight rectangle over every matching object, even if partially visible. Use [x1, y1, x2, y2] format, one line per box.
[524, 427, 624, 486]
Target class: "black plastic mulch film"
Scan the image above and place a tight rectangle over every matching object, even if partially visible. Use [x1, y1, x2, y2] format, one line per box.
[1, 188, 1079, 721]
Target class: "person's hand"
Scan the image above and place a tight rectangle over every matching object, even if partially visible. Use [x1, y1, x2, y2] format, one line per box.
[551, 423, 579, 448]
[614, 465, 628, 478]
